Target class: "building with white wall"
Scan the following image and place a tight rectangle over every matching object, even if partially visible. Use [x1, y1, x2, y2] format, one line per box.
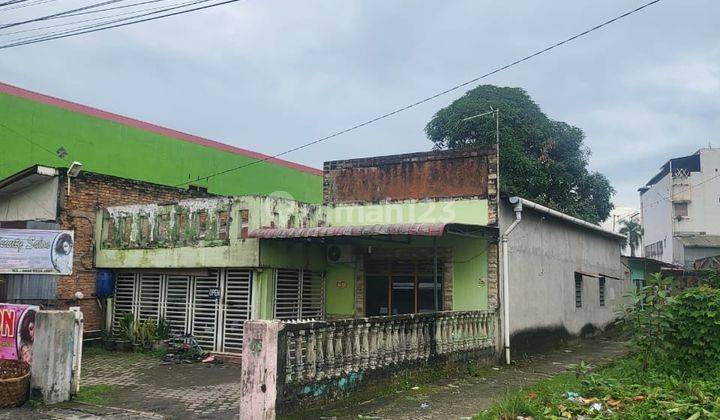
[639, 148, 720, 267]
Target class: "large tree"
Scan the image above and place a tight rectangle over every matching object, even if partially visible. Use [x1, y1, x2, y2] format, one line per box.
[425, 85, 614, 223]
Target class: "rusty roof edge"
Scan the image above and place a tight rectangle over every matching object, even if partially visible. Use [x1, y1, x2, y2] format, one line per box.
[247, 222, 494, 239]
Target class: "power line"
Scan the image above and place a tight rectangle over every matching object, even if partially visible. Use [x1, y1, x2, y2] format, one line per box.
[57, 0, 169, 18]
[0, 0, 29, 7]
[0, 121, 65, 162]
[0, 0, 202, 39]
[173, 0, 663, 187]
[0, 0, 58, 12]
[0, 0, 237, 48]
[0, 0, 125, 30]
[643, 172, 720, 209]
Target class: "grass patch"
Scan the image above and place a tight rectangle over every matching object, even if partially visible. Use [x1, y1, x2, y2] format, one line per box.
[74, 385, 118, 406]
[475, 356, 720, 419]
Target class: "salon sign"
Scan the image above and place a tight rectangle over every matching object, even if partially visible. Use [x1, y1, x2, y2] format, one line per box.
[0, 304, 38, 364]
[0, 229, 74, 275]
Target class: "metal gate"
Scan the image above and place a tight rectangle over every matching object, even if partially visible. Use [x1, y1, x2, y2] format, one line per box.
[112, 268, 253, 353]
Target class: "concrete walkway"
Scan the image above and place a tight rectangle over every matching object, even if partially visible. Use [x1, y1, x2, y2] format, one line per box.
[331, 337, 627, 420]
[2, 339, 625, 419]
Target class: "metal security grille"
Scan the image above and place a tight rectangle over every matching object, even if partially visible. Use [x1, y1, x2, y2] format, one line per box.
[191, 270, 221, 351]
[138, 274, 162, 320]
[599, 277, 606, 307]
[575, 273, 583, 308]
[273, 269, 325, 321]
[113, 273, 137, 333]
[164, 275, 191, 334]
[111, 269, 252, 354]
[221, 269, 252, 352]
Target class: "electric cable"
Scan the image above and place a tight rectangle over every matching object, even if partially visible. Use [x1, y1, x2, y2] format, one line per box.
[170, 0, 664, 187]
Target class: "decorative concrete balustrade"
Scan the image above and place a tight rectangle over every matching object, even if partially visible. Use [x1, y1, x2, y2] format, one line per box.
[281, 310, 495, 385]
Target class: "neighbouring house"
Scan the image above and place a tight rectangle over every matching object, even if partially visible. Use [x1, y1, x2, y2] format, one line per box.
[0, 82, 322, 333]
[623, 256, 678, 290]
[639, 148, 720, 267]
[0, 82, 322, 202]
[499, 196, 630, 355]
[0, 166, 211, 331]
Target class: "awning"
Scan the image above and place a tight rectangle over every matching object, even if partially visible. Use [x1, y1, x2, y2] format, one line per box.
[247, 223, 497, 240]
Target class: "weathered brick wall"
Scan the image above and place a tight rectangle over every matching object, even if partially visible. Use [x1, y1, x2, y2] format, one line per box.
[56, 172, 209, 331]
[323, 148, 496, 204]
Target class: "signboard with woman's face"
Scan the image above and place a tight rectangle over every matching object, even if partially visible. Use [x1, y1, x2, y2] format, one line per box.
[0, 304, 38, 364]
[0, 229, 74, 275]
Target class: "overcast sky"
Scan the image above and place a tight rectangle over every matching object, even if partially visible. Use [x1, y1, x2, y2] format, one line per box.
[2, 0, 719, 211]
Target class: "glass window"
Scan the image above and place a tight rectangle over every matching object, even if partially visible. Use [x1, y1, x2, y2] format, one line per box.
[365, 259, 443, 316]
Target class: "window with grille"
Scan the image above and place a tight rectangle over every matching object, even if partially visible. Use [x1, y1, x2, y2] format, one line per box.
[273, 269, 325, 321]
[574, 273, 583, 308]
[599, 277, 606, 307]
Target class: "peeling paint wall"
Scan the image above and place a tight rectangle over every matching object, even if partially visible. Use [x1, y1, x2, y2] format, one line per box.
[95, 195, 326, 268]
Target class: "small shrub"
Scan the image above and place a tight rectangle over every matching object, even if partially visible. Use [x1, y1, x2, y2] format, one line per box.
[619, 272, 720, 377]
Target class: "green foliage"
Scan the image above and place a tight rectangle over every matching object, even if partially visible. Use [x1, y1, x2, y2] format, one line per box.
[618, 273, 675, 372]
[425, 85, 614, 223]
[663, 285, 720, 376]
[117, 312, 136, 342]
[620, 272, 720, 376]
[135, 318, 158, 348]
[116, 312, 164, 348]
[476, 357, 720, 419]
[619, 219, 643, 257]
[156, 317, 172, 340]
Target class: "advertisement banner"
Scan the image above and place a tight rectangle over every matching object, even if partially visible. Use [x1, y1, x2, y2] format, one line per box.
[0, 229, 74, 275]
[0, 304, 38, 364]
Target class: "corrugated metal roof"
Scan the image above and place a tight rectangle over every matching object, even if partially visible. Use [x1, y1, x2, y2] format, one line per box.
[677, 235, 720, 248]
[248, 223, 452, 239]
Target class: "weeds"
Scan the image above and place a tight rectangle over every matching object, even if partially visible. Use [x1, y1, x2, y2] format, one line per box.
[74, 384, 118, 406]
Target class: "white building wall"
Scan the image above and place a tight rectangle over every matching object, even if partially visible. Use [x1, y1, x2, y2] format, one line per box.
[640, 173, 673, 263]
[640, 148, 720, 266]
[675, 149, 720, 235]
[499, 201, 631, 353]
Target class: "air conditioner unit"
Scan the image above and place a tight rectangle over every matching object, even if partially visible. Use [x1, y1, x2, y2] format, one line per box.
[326, 244, 355, 264]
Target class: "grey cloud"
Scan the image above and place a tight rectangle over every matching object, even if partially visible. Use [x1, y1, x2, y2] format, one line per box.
[2, 0, 719, 210]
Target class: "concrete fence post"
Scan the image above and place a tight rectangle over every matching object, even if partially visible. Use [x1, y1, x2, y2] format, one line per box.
[240, 320, 286, 420]
[31, 310, 78, 404]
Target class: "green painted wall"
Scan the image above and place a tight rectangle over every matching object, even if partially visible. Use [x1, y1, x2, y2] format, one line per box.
[0, 92, 322, 203]
[628, 260, 645, 282]
[325, 264, 357, 316]
[322, 235, 489, 318]
[327, 200, 488, 226]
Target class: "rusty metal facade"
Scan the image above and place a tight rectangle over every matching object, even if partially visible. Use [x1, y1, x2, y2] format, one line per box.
[323, 148, 495, 204]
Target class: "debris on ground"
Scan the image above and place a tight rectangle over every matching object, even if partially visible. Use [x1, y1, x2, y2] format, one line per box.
[162, 334, 207, 364]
